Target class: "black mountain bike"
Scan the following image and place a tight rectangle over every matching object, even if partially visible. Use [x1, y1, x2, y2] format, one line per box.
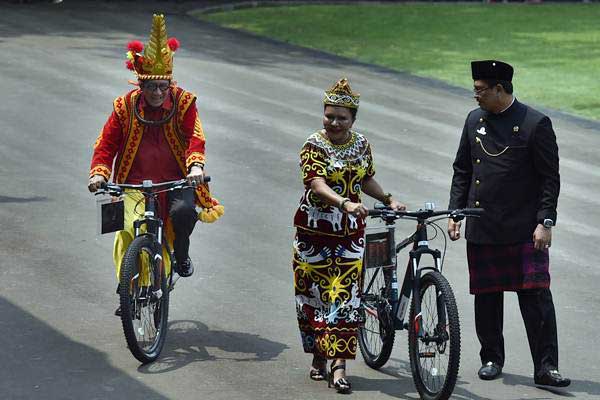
[358, 204, 483, 400]
[96, 177, 209, 364]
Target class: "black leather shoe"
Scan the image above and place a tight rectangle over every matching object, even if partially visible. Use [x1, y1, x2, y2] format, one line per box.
[535, 370, 570, 387]
[177, 258, 194, 277]
[478, 361, 502, 380]
[114, 306, 122, 317]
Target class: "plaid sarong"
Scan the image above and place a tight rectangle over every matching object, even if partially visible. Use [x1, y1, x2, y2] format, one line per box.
[466, 242, 550, 294]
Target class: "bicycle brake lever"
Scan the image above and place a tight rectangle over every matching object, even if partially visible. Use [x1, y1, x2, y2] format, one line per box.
[450, 212, 465, 223]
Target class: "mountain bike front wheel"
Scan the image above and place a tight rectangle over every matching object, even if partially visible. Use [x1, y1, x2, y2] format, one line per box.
[119, 235, 169, 364]
[408, 270, 460, 400]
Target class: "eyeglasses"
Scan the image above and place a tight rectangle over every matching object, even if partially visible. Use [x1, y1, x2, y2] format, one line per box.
[473, 86, 491, 95]
[143, 82, 171, 92]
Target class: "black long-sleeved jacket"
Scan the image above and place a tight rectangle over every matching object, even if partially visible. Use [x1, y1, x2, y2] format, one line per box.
[449, 99, 560, 245]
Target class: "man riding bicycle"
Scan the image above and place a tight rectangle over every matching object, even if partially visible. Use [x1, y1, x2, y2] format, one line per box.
[87, 15, 223, 311]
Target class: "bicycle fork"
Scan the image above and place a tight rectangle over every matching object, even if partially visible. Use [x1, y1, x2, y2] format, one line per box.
[393, 248, 444, 339]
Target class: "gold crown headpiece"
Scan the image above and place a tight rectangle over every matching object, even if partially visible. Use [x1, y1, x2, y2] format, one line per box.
[323, 78, 360, 109]
[125, 14, 179, 80]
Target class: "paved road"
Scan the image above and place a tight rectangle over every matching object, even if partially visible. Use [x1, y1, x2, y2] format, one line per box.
[1, 2, 598, 399]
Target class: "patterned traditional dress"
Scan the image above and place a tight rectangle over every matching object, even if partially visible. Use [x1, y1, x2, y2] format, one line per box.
[292, 129, 375, 360]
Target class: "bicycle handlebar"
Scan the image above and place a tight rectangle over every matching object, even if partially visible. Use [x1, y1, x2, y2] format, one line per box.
[96, 176, 211, 196]
[368, 206, 484, 222]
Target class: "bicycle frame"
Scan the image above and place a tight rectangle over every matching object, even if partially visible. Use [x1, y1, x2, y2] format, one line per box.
[363, 219, 444, 338]
[131, 182, 170, 294]
[109, 179, 191, 291]
[395, 222, 444, 336]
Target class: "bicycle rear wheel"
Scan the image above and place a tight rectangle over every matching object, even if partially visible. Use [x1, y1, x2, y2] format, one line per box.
[358, 266, 395, 369]
[408, 270, 460, 400]
[119, 235, 169, 364]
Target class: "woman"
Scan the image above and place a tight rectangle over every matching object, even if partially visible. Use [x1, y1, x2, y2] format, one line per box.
[292, 78, 405, 393]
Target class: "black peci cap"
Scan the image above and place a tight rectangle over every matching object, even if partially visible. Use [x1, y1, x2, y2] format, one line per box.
[471, 60, 513, 81]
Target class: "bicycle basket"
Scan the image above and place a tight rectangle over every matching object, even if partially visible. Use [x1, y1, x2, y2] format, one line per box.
[364, 229, 395, 269]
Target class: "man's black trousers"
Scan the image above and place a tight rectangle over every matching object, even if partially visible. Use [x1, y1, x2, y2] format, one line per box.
[474, 288, 559, 377]
[168, 187, 197, 265]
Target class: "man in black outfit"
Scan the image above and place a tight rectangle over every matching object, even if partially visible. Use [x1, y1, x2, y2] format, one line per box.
[447, 60, 570, 387]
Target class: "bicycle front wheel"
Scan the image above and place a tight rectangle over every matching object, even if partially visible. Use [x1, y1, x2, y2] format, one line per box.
[358, 266, 395, 369]
[119, 235, 169, 364]
[408, 270, 460, 400]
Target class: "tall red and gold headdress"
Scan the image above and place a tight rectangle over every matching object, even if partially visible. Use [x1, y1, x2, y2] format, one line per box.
[323, 77, 360, 109]
[125, 14, 180, 80]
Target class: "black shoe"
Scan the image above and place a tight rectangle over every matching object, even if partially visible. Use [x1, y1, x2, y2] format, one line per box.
[328, 361, 351, 394]
[114, 306, 122, 317]
[309, 355, 327, 381]
[535, 369, 571, 387]
[176, 258, 194, 277]
[478, 361, 502, 380]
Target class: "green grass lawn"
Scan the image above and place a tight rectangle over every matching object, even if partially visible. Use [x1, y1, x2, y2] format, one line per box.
[195, 4, 600, 120]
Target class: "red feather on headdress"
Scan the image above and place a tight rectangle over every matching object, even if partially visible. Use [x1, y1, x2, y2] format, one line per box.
[127, 40, 144, 54]
[125, 60, 134, 71]
[167, 37, 180, 51]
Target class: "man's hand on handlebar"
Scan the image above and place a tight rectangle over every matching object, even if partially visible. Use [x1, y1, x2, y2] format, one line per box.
[88, 175, 106, 193]
[186, 165, 204, 187]
[448, 219, 462, 241]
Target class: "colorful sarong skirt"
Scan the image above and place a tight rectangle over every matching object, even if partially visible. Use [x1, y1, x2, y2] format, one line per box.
[292, 229, 364, 360]
[467, 242, 550, 294]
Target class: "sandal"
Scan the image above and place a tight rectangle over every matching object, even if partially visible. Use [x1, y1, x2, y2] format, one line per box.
[309, 355, 327, 381]
[328, 360, 352, 394]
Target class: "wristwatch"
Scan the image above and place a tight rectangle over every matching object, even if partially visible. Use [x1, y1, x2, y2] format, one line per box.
[542, 218, 554, 228]
[382, 193, 393, 206]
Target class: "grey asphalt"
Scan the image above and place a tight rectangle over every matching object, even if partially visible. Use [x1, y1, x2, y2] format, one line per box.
[0, 2, 599, 400]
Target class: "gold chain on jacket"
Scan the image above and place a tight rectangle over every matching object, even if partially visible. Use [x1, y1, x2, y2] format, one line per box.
[475, 137, 509, 157]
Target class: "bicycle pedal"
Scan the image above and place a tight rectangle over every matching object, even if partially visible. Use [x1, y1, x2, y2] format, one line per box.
[419, 351, 436, 358]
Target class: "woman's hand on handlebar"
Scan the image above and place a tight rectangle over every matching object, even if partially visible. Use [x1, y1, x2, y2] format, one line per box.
[388, 199, 407, 212]
[447, 219, 462, 241]
[343, 201, 369, 218]
[88, 175, 106, 193]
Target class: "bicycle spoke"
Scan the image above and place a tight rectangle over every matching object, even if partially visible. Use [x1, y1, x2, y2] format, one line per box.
[414, 278, 455, 395]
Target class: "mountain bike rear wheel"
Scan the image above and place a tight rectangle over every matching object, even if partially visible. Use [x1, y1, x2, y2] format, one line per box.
[119, 235, 169, 364]
[358, 266, 395, 369]
[408, 270, 460, 400]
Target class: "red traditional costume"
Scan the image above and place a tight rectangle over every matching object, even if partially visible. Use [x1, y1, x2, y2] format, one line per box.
[89, 14, 223, 276]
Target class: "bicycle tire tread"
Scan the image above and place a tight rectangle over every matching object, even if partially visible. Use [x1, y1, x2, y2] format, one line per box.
[408, 270, 460, 400]
[119, 235, 169, 364]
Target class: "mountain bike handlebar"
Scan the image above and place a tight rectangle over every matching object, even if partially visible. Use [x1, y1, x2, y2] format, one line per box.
[368, 205, 484, 222]
[96, 177, 211, 196]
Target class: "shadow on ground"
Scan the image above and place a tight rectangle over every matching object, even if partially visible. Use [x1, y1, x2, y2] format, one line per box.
[0, 296, 167, 400]
[138, 319, 289, 374]
[0, 195, 49, 203]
